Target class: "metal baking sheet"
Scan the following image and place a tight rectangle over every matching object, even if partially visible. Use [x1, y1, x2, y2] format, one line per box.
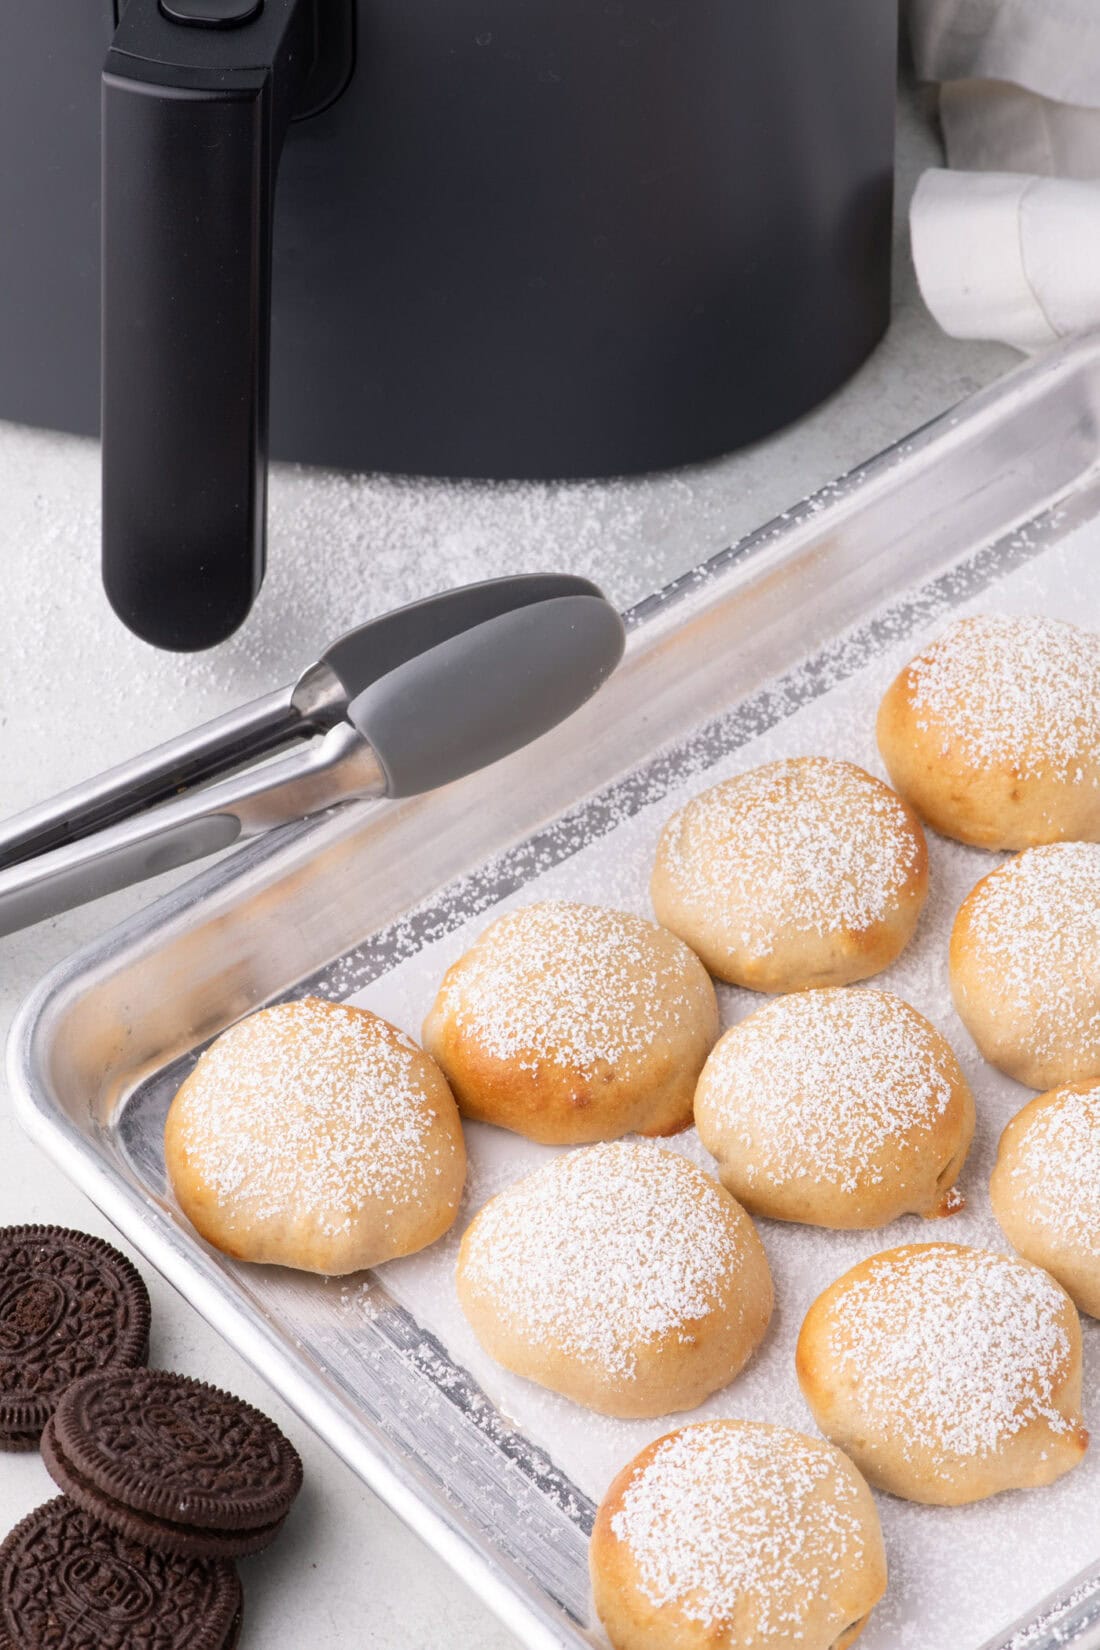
[10, 332, 1100, 1650]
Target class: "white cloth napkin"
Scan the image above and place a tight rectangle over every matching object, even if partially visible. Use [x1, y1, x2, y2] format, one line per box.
[907, 0, 1100, 350]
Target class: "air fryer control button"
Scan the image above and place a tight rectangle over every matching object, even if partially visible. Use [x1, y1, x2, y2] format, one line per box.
[159, 0, 263, 25]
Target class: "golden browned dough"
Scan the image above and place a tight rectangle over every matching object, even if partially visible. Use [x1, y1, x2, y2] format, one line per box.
[797, 1243, 1087, 1505]
[456, 1142, 772, 1418]
[950, 843, 1100, 1090]
[423, 900, 717, 1144]
[165, 997, 466, 1275]
[590, 1419, 886, 1650]
[991, 1081, 1100, 1318]
[694, 988, 974, 1229]
[651, 757, 927, 992]
[877, 614, 1100, 851]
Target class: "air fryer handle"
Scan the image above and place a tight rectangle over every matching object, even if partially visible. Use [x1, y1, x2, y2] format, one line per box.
[101, 0, 314, 652]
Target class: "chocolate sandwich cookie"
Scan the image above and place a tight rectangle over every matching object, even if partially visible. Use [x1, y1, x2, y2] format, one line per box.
[0, 1226, 150, 1450]
[42, 1367, 303, 1560]
[0, 1497, 241, 1650]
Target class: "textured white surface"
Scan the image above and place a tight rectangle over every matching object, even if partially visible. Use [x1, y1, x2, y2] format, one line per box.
[0, 87, 1014, 1650]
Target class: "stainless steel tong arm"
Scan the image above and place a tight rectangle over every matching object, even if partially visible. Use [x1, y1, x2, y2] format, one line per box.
[0, 577, 626, 939]
[0, 574, 606, 871]
[0, 723, 384, 938]
[0, 664, 347, 872]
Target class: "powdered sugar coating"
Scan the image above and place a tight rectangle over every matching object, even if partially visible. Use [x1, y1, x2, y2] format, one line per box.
[351, 530, 1100, 1647]
[999, 1086, 1100, 1259]
[655, 757, 922, 955]
[169, 999, 459, 1240]
[907, 615, 1100, 780]
[431, 900, 707, 1072]
[820, 1246, 1076, 1463]
[459, 1142, 762, 1382]
[607, 1421, 876, 1635]
[696, 989, 963, 1209]
[953, 843, 1100, 1073]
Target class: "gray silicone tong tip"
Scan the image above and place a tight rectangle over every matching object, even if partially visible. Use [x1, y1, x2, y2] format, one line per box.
[351, 594, 625, 798]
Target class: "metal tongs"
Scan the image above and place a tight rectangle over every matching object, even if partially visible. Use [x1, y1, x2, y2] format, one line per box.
[0, 574, 625, 937]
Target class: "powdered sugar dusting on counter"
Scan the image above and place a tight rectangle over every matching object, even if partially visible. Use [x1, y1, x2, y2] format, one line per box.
[320, 523, 1100, 1650]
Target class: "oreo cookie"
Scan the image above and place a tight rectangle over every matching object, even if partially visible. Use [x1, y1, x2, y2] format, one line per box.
[0, 1497, 241, 1650]
[42, 1368, 303, 1559]
[0, 1226, 150, 1450]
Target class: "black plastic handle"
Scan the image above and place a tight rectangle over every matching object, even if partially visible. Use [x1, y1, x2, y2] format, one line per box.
[101, 0, 314, 651]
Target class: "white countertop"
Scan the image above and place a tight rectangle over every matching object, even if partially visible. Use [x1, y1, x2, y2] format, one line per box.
[0, 85, 1016, 1649]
